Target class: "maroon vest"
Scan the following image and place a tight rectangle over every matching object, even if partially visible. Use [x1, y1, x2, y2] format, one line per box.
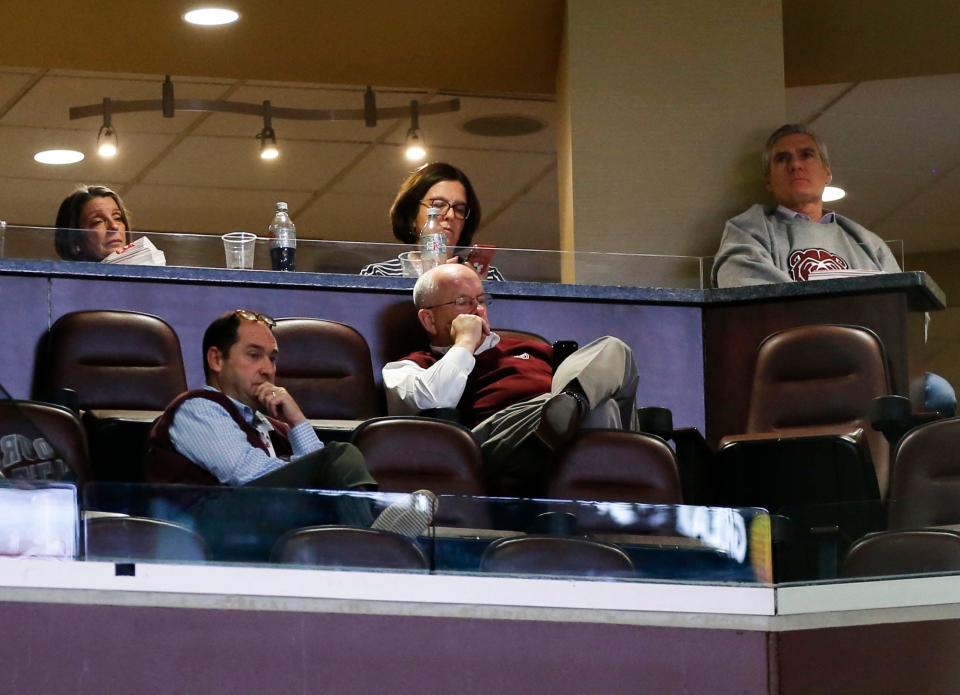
[145, 389, 292, 485]
[403, 337, 554, 427]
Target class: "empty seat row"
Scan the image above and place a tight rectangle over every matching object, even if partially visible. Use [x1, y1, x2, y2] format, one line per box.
[85, 514, 638, 578]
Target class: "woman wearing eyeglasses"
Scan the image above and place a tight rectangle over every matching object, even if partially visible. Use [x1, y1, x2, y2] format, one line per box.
[360, 161, 505, 280]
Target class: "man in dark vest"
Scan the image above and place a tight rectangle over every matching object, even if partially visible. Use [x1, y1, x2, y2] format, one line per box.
[383, 263, 642, 495]
[148, 308, 375, 490]
[146, 309, 435, 543]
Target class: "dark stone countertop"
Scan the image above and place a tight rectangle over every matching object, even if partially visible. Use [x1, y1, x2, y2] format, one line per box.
[0, 257, 946, 310]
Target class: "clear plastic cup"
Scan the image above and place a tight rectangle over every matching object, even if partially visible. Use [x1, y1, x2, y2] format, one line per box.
[222, 232, 257, 269]
[398, 250, 424, 277]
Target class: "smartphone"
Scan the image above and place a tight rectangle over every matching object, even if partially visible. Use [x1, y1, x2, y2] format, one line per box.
[464, 244, 496, 278]
[551, 340, 579, 371]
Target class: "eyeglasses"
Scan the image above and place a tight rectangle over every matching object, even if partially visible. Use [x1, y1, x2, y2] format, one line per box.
[234, 309, 276, 328]
[420, 198, 470, 220]
[423, 294, 492, 310]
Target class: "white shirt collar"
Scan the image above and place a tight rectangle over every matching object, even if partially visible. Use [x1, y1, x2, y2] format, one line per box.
[777, 204, 836, 224]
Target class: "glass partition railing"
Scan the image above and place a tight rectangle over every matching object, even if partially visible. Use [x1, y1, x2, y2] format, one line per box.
[0, 224, 708, 289]
[0, 482, 771, 584]
[8, 479, 960, 589]
[0, 480, 79, 560]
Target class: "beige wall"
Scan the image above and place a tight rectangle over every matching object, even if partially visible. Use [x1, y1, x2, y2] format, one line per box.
[559, 0, 786, 270]
[907, 251, 960, 393]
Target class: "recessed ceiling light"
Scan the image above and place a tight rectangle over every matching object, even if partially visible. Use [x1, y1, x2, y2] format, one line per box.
[823, 185, 846, 202]
[34, 149, 84, 165]
[183, 7, 240, 26]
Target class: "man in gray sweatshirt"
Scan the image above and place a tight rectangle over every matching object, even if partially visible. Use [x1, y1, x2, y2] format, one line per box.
[712, 123, 900, 287]
[712, 123, 955, 415]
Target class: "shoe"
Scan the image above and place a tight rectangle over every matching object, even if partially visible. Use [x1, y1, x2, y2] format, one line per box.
[371, 489, 438, 539]
[535, 391, 587, 451]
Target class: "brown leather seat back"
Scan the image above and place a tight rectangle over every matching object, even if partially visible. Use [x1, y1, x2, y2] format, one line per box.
[747, 324, 891, 493]
[0, 400, 92, 483]
[273, 318, 380, 419]
[548, 430, 682, 504]
[480, 536, 635, 578]
[271, 526, 427, 570]
[841, 529, 960, 578]
[351, 417, 484, 495]
[888, 417, 960, 528]
[44, 310, 187, 410]
[85, 516, 208, 561]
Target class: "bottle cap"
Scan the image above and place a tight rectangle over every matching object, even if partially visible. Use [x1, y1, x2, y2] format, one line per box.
[427, 207, 441, 216]
[276, 201, 288, 211]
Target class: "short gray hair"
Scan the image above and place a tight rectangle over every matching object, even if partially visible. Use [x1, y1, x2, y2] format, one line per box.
[413, 268, 441, 308]
[761, 124, 830, 179]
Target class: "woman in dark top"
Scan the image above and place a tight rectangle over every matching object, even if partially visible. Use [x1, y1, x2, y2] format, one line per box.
[55, 185, 129, 262]
[360, 162, 504, 280]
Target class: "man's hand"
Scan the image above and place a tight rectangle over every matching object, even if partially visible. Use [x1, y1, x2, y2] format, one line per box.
[450, 313, 489, 352]
[254, 383, 306, 426]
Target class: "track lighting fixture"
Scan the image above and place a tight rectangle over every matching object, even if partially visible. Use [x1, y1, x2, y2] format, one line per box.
[257, 101, 279, 160]
[404, 100, 426, 162]
[68, 77, 460, 162]
[96, 98, 118, 158]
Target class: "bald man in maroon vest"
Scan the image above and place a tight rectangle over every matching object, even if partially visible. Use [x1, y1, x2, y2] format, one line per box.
[383, 263, 641, 495]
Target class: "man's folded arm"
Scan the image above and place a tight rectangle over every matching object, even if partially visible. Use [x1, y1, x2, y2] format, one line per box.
[169, 398, 305, 485]
[382, 346, 475, 414]
[714, 221, 792, 287]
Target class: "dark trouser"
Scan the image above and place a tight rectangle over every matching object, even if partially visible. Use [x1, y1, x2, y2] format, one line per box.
[246, 442, 377, 491]
[475, 336, 640, 497]
[193, 443, 378, 561]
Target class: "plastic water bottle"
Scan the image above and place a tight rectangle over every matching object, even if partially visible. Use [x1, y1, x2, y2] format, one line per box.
[418, 207, 446, 271]
[268, 202, 297, 271]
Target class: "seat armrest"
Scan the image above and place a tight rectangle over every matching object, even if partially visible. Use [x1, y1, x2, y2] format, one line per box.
[869, 395, 942, 445]
[418, 407, 463, 423]
[718, 426, 863, 450]
[637, 406, 674, 441]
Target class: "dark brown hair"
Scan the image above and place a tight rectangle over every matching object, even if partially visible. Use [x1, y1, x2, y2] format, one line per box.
[389, 162, 481, 246]
[54, 185, 131, 261]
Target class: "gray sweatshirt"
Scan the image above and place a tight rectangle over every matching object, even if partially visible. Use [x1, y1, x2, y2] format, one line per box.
[712, 204, 901, 288]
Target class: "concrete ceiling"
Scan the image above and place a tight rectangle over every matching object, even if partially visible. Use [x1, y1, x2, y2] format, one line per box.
[1, 1, 959, 258]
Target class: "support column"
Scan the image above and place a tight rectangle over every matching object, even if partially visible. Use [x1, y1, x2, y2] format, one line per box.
[558, 1, 786, 282]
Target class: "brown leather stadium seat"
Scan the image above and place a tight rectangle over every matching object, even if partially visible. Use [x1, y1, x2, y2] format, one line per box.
[887, 417, 960, 528]
[273, 317, 381, 419]
[350, 416, 484, 495]
[0, 400, 93, 483]
[85, 515, 209, 562]
[547, 429, 682, 504]
[480, 535, 634, 578]
[718, 324, 892, 508]
[271, 525, 428, 570]
[42, 310, 187, 411]
[841, 529, 960, 578]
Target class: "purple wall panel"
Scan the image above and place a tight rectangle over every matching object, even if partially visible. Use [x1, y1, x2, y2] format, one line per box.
[492, 297, 704, 430]
[777, 619, 960, 694]
[47, 278, 705, 430]
[0, 276, 50, 399]
[0, 601, 768, 695]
